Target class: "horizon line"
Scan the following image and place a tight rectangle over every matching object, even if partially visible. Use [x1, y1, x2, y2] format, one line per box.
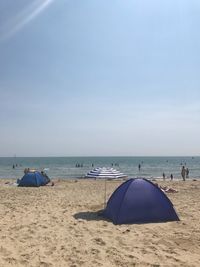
[0, 155, 199, 158]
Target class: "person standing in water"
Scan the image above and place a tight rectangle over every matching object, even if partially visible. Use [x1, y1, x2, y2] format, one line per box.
[181, 166, 186, 181]
[138, 164, 141, 171]
[186, 168, 189, 178]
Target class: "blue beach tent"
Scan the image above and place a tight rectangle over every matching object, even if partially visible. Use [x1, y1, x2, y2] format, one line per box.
[18, 171, 49, 187]
[103, 178, 179, 224]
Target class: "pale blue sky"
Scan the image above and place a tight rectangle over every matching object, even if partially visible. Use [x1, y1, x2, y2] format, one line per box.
[0, 0, 200, 156]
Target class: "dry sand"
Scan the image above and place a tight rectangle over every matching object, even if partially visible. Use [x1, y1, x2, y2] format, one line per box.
[0, 178, 200, 267]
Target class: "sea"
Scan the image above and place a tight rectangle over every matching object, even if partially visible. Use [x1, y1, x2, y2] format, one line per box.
[0, 156, 199, 180]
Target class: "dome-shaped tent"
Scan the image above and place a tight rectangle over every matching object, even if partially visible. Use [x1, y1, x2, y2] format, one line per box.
[103, 178, 179, 224]
[18, 171, 50, 187]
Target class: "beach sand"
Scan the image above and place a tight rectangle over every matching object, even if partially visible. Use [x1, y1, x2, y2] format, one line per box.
[0, 178, 199, 267]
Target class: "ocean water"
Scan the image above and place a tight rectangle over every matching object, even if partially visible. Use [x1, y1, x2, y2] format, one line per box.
[0, 156, 199, 180]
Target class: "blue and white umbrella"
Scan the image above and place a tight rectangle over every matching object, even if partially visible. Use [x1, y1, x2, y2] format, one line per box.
[85, 167, 127, 179]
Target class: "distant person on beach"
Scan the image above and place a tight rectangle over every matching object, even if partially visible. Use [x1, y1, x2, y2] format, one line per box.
[41, 171, 55, 186]
[24, 168, 30, 174]
[154, 183, 178, 193]
[12, 164, 15, 169]
[170, 174, 173, 181]
[161, 186, 178, 193]
[186, 168, 189, 178]
[138, 164, 141, 171]
[181, 166, 186, 181]
[162, 172, 166, 180]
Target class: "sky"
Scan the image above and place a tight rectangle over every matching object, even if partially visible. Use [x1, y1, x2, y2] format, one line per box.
[0, 0, 200, 157]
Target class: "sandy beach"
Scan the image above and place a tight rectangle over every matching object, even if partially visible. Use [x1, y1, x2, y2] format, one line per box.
[0, 178, 200, 267]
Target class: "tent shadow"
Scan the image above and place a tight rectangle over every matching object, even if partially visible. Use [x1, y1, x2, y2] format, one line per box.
[73, 211, 178, 224]
[73, 210, 110, 222]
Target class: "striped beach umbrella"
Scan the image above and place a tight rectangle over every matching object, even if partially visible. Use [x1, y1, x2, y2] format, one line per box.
[85, 167, 127, 179]
[86, 167, 128, 208]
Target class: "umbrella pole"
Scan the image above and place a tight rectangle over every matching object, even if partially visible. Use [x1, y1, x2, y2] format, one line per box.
[104, 178, 107, 209]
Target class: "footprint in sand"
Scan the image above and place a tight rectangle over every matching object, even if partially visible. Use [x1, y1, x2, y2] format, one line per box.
[0, 246, 11, 257]
[91, 248, 100, 255]
[40, 261, 53, 267]
[93, 237, 106, 246]
[5, 257, 17, 264]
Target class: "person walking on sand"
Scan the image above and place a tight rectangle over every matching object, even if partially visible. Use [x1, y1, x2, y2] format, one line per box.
[170, 174, 173, 181]
[181, 166, 186, 181]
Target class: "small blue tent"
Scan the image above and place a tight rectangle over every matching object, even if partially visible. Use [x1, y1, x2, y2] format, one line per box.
[18, 171, 49, 187]
[103, 178, 179, 224]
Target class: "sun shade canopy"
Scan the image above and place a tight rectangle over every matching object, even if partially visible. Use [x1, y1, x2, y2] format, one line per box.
[103, 178, 179, 224]
[18, 171, 50, 187]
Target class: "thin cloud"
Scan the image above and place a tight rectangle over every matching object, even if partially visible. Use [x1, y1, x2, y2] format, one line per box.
[0, 0, 55, 42]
